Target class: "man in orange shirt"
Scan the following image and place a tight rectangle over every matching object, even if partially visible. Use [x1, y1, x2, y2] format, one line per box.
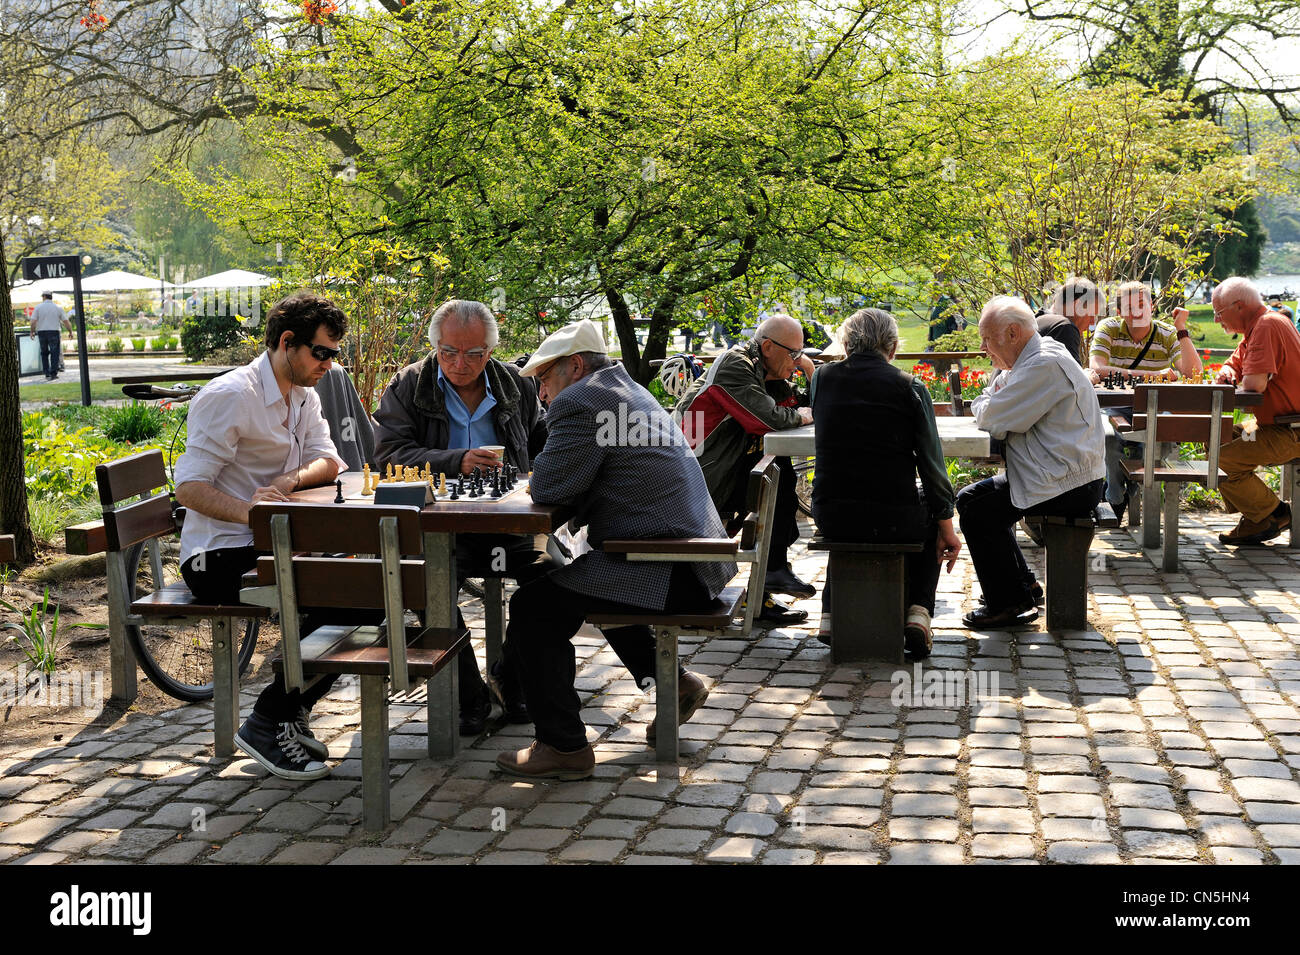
[1212, 277, 1300, 545]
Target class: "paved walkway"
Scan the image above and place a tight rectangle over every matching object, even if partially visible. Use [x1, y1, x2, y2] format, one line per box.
[2, 514, 1299, 864]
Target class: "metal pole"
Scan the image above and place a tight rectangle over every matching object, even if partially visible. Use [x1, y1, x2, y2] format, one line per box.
[73, 257, 89, 407]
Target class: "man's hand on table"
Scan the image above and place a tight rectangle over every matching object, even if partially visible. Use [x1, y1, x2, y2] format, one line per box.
[461, 449, 502, 474]
[1216, 365, 1238, 386]
[251, 485, 293, 509]
[797, 406, 813, 426]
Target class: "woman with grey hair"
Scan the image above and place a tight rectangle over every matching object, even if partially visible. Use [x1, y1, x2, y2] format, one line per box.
[809, 308, 962, 657]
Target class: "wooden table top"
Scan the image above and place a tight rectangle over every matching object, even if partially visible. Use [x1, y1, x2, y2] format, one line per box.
[1094, 387, 1262, 408]
[292, 471, 561, 535]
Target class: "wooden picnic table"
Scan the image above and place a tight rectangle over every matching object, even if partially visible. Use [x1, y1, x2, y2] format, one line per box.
[282, 471, 562, 755]
[1095, 386, 1262, 409]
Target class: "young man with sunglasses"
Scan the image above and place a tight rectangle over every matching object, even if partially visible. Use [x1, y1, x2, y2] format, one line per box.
[174, 290, 350, 779]
[372, 299, 550, 735]
[674, 314, 816, 625]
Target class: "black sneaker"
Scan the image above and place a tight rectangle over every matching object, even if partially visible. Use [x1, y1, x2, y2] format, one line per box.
[291, 706, 329, 761]
[234, 713, 330, 780]
[757, 593, 809, 627]
[486, 660, 529, 724]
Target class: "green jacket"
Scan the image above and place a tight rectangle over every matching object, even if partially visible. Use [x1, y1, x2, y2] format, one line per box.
[673, 339, 803, 517]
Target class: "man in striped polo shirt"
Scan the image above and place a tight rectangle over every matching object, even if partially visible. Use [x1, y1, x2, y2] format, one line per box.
[1088, 282, 1203, 519]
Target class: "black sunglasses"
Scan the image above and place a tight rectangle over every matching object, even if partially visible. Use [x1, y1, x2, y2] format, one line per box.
[305, 343, 341, 361]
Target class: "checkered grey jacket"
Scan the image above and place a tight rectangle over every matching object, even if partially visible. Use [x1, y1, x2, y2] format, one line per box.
[531, 362, 737, 609]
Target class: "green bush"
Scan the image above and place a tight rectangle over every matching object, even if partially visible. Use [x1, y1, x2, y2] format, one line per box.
[152, 335, 178, 351]
[105, 336, 124, 353]
[181, 312, 244, 361]
[104, 402, 169, 444]
[131, 336, 148, 352]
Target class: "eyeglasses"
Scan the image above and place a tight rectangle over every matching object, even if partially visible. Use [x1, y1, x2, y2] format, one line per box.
[438, 345, 489, 363]
[762, 337, 803, 361]
[537, 358, 567, 387]
[306, 343, 341, 361]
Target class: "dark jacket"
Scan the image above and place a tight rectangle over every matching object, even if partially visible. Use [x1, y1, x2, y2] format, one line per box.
[372, 355, 547, 474]
[1037, 313, 1084, 367]
[532, 362, 735, 609]
[810, 352, 955, 541]
[672, 339, 803, 517]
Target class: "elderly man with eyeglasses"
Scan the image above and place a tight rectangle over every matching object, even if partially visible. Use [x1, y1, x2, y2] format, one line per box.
[674, 314, 816, 625]
[373, 299, 550, 734]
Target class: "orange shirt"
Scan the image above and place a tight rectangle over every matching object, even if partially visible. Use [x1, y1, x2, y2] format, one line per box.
[1225, 310, 1300, 425]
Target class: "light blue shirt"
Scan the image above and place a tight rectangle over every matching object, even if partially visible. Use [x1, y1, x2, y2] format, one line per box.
[437, 367, 499, 451]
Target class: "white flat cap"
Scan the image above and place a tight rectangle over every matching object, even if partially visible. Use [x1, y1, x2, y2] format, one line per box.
[519, 319, 608, 376]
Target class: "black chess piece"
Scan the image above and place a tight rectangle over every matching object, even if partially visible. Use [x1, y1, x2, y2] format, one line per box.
[334, 479, 345, 504]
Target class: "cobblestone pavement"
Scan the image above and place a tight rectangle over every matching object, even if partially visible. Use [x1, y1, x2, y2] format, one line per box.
[3, 513, 1299, 865]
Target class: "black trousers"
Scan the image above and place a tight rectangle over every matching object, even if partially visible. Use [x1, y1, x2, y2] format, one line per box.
[454, 535, 554, 707]
[956, 474, 1103, 612]
[37, 331, 60, 377]
[725, 452, 798, 572]
[180, 547, 362, 721]
[507, 564, 711, 752]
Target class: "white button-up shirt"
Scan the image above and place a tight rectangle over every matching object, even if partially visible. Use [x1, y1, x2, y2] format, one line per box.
[174, 351, 346, 563]
[971, 334, 1105, 509]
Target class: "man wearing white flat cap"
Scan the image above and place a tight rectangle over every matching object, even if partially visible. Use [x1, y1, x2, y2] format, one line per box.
[495, 320, 736, 779]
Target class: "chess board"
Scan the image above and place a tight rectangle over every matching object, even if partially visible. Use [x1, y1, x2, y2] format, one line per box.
[343, 479, 530, 504]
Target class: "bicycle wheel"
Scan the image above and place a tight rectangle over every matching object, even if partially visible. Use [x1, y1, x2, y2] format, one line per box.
[794, 457, 814, 516]
[122, 539, 259, 702]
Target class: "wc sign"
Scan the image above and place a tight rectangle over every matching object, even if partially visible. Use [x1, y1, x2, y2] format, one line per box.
[22, 254, 80, 281]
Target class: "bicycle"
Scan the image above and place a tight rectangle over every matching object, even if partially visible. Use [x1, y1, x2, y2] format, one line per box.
[116, 381, 260, 702]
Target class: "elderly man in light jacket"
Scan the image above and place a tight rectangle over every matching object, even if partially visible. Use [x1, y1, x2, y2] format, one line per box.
[957, 296, 1105, 630]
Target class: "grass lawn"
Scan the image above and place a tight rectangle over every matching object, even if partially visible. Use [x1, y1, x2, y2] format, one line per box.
[19, 379, 212, 403]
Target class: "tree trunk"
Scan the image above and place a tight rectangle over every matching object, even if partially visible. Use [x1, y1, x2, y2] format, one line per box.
[0, 243, 36, 564]
[605, 287, 646, 383]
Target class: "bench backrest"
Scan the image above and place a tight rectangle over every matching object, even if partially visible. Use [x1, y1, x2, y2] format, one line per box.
[94, 450, 175, 553]
[0, 534, 15, 565]
[246, 503, 424, 693]
[1132, 384, 1234, 490]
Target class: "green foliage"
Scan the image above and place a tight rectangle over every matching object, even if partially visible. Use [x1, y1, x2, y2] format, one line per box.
[180, 312, 244, 361]
[929, 327, 982, 353]
[946, 457, 998, 491]
[152, 334, 178, 351]
[21, 416, 117, 503]
[103, 403, 168, 444]
[105, 336, 124, 353]
[130, 336, 148, 352]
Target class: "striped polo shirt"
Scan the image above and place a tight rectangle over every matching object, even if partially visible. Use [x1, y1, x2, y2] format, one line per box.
[1089, 317, 1179, 374]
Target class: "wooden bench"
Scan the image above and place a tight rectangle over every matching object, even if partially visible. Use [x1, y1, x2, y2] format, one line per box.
[588, 455, 780, 763]
[1114, 384, 1234, 570]
[72, 450, 270, 757]
[0, 534, 15, 565]
[1025, 502, 1118, 631]
[242, 503, 468, 831]
[808, 537, 924, 663]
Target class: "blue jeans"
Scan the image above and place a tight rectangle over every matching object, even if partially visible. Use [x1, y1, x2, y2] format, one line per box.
[37, 331, 60, 377]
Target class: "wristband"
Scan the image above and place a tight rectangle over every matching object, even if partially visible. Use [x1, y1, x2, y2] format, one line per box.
[1176, 328, 1190, 340]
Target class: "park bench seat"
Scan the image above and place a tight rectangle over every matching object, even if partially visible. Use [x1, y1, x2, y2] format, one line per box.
[1025, 502, 1117, 631]
[129, 582, 272, 620]
[243, 503, 464, 831]
[809, 536, 924, 663]
[584, 456, 780, 763]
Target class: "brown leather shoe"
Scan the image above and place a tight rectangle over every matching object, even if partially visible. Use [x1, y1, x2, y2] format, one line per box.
[646, 671, 710, 745]
[495, 741, 595, 780]
[1219, 514, 1284, 546]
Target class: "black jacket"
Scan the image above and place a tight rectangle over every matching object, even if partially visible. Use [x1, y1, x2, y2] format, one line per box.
[372, 355, 547, 474]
